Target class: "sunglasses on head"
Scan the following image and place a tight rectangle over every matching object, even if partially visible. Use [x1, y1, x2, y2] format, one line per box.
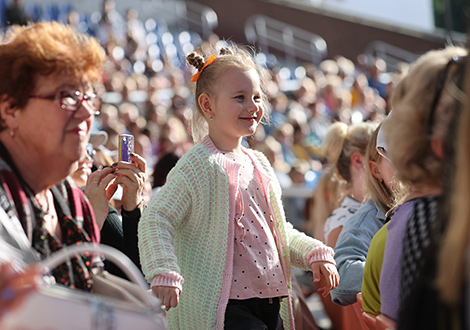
[427, 55, 466, 135]
[376, 146, 390, 162]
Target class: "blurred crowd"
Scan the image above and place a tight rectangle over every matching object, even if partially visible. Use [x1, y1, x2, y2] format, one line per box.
[1, 0, 396, 232]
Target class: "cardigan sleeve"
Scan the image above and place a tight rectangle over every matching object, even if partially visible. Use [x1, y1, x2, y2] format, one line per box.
[285, 221, 335, 270]
[138, 166, 192, 285]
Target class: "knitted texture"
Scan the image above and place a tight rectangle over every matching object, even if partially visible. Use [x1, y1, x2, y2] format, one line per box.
[138, 136, 333, 330]
[400, 196, 439, 303]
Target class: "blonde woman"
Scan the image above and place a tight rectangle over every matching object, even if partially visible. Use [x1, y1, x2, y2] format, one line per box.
[435, 49, 470, 330]
[379, 46, 467, 324]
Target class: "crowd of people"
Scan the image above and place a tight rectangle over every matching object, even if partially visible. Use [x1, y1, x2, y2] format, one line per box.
[0, 0, 469, 329]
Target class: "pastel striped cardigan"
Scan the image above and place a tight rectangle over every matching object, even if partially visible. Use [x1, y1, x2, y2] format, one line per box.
[138, 136, 334, 330]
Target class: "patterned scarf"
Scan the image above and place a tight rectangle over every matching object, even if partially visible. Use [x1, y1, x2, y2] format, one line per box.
[0, 142, 100, 291]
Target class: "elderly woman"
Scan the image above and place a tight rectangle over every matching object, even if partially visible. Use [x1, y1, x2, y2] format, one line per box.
[0, 21, 105, 291]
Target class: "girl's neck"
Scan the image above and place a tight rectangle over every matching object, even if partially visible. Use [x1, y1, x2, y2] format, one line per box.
[348, 178, 366, 203]
[208, 132, 244, 154]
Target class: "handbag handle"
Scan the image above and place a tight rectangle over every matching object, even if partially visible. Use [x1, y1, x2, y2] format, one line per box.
[37, 243, 156, 307]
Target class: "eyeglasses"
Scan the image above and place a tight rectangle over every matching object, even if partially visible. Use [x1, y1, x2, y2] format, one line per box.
[427, 55, 466, 135]
[29, 89, 102, 115]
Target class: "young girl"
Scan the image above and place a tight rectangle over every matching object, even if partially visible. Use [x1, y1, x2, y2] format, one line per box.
[321, 121, 377, 248]
[138, 44, 339, 330]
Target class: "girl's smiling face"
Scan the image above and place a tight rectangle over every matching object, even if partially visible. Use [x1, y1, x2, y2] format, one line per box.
[202, 67, 264, 150]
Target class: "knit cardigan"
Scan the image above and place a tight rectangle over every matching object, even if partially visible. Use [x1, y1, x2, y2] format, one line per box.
[138, 136, 334, 330]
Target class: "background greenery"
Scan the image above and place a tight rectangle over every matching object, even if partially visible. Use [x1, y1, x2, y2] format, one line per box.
[434, 0, 469, 33]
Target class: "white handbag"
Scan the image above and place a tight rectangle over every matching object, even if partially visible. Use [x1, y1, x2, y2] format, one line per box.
[1, 243, 168, 330]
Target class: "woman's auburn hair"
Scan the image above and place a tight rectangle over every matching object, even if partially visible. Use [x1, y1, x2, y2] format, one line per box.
[0, 21, 104, 116]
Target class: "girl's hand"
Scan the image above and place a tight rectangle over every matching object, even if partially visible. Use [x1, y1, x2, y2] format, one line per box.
[113, 153, 147, 212]
[152, 286, 180, 311]
[311, 261, 340, 298]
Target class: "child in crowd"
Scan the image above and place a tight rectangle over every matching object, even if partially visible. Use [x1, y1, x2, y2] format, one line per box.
[138, 44, 339, 330]
[322, 121, 377, 248]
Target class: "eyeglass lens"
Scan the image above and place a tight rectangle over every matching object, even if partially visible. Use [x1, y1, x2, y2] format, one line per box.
[60, 90, 101, 113]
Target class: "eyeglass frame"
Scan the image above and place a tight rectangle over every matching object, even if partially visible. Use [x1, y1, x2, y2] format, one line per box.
[29, 89, 102, 115]
[427, 55, 466, 136]
[376, 146, 391, 162]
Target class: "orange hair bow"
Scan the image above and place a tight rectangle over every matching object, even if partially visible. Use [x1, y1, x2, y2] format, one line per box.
[191, 55, 216, 82]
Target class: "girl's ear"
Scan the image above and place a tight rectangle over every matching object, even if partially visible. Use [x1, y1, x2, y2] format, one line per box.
[430, 138, 445, 160]
[369, 160, 382, 180]
[0, 95, 20, 130]
[198, 93, 213, 118]
[351, 151, 365, 170]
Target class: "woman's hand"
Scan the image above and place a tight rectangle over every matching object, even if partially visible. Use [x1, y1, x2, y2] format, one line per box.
[152, 286, 180, 311]
[311, 261, 340, 298]
[84, 166, 117, 229]
[114, 153, 147, 212]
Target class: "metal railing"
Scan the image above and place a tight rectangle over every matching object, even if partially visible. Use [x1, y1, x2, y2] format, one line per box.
[18, 0, 218, 39]
[244, 14, 327, 66]
[140, 0, 218, 38]
[364, 40, 420, 71]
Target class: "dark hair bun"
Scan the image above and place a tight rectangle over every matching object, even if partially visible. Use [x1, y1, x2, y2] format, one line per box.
[186, 52, 205, 71]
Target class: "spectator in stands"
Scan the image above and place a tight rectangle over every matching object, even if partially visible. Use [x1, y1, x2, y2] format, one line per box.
[367, 57, 388, 99]
[0, 21, 104, 290]
[4, 0, 28, 27]
[255, 135, 292, 189]
[96, 0, 126, 47]
[138, 43, 339, 330]
[272, 122, 296, 166]
[150, 151, 179, 198]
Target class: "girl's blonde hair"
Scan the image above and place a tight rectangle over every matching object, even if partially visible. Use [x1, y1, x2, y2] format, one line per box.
[321, 121, 377, 184]
[436, 53, 470, 306]
[365, 124, 408, 213]
[307, 166, 348, 241]
[186, 43, 270, 143]
[384, 46, 467, 187]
